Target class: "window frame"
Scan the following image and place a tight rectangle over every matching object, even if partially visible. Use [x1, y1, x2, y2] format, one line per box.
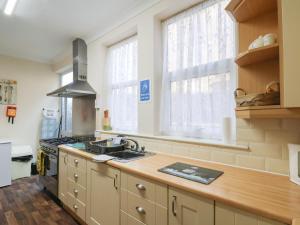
[106, 35, 138, 132]
[60, 71, 73, 136]
[160, 0, 236, 140]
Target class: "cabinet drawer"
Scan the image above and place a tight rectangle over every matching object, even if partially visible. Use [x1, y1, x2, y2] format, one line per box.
[121, 211, 145, 225]
[68, 154, 86, 171]
[127, 174, 155, 201]
[127, 192, 155, 225]
[67, 165, 86, 188]
[67, 179, 86, 204]
[66, 193, 86, 221]
[124, 173, 167, 207]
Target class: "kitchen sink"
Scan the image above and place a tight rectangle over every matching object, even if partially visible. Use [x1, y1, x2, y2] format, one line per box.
[107, 150, 146, 162]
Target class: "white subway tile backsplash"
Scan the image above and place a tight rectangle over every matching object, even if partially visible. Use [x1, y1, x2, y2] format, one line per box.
[282, 119, 300, 132]
[265, 131, 300, 144]
[189, 146, 212, 161]
[171, 143, 191, 157]
[211, 151, 236, 165]
[236, 155, 266, 170]
[237, 128, 265, 142]
[249, 143, 282, 159]
[265, 158, 289, 174]
[281, 144, 289, 160]
[236, 119, 252, 128]
[100, 118, 300, 175]
[251, 119, 281, 130]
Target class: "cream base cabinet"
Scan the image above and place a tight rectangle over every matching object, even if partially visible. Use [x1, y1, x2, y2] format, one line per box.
[58, 150, 68, 204]
[215, 202, 286, 225]
[169, 187, 214, 225]
[86, 161, 120, 225]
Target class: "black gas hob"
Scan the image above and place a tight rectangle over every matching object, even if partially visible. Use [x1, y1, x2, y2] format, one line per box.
[40, 135, 95, 155]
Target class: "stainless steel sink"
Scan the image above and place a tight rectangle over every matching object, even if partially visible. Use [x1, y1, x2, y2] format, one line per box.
[107, 150, 154, 163]
[108, 150, 144, 159]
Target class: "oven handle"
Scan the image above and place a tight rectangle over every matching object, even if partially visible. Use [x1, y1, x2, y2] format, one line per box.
[41, 150, 56, 159]
[40, 151, 57, 171]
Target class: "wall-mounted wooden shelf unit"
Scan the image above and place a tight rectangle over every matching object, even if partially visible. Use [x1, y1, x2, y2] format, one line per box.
[235, 44, 279, 66]
[224, 0, 300, 118]
[225, 0, 278, 22]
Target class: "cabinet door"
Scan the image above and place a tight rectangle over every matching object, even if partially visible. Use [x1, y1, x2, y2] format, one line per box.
[279, 0, 300, 107]
[58, 151, 68, 204]
[86, 161, 120, 225]
[215, 202, 285, 225]
[169, 187, 214, 225]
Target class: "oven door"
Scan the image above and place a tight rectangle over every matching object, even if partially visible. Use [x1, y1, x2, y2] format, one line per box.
[39, 152, 58, 197]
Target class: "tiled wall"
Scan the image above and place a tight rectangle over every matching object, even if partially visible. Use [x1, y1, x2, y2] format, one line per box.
[102, 119, 300, 175]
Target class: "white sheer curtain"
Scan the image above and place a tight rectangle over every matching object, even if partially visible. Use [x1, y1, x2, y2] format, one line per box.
[107, 36, 138, 132]
[160, 0, 235, 140]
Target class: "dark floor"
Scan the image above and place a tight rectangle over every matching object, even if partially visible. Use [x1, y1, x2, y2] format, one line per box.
[0, 176, 79, 225]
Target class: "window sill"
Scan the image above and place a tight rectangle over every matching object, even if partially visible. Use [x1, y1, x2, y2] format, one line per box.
[96, 130, 249, 151]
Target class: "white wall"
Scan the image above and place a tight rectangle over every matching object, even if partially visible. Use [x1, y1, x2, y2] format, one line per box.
[0, 55, 59, 155]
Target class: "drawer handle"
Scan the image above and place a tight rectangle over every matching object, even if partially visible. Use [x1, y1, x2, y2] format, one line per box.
[73, 204, 78, 210]
[172, 195, 177, 217]
[74, 189, 79, 195]
[136, 184, 146, 191]
[136, 206, 146, 214]
[74, 174, 79, 179]
[74, 159, 79, 165]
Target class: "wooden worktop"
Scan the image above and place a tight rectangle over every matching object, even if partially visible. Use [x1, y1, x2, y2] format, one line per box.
[293, 219, 300, 225]
[59, 145, 300, 225]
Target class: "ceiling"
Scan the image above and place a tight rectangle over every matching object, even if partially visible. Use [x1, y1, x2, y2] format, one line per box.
[0, 0, 158, 63]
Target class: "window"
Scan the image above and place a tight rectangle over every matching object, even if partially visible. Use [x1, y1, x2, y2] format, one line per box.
[106, 36, 138, 131]
[161, 0, 235, 139]
[61, 72, 73, 136]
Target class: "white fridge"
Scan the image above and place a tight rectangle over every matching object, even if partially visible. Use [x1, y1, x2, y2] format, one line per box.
[0, 140, 11, 187]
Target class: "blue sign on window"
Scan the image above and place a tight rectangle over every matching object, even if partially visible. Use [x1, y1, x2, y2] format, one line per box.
[140, 79, 151, 102]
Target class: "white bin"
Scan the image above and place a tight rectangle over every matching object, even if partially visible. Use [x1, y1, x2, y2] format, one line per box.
[11, 145, 33, 180]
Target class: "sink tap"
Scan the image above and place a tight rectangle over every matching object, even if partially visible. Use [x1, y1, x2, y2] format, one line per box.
[126, 138, 139, 152]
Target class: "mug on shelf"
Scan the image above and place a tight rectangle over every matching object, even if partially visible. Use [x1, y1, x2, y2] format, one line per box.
[263, 33, 277, 46]
[248, 35, 264, 50]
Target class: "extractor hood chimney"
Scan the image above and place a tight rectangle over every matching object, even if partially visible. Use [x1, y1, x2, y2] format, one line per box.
[47, 38, 96, 98]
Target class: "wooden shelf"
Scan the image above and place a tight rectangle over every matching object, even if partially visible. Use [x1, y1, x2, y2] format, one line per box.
[235, 106, 300, 119]
[225, 0, 277, 22]
[235, 44, 279, 66]
[236, 105, 280, 111]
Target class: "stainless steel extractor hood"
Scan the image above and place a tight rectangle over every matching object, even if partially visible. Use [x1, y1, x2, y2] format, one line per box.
[47, 38, 96, 98]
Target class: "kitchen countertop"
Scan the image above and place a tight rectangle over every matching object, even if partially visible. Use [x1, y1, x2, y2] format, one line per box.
[293, 219, 300, 225]
[59, 145, 300, 225]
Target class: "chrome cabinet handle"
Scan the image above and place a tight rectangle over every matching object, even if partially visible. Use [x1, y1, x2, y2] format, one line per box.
[73, 204, 78, 210]
[74, 189, 78, 195]
[136, 206, 146, 214]
[172, 196, 177, 217]
[63, 155, 67, 165]
[136, 184, 146, 191]
[74, 174, 78, 179]
[74, 159, 79, 165]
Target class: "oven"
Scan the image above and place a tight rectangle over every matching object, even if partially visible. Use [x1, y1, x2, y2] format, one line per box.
[38, 135, 95, 199]
[39, 148, 58, 197]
